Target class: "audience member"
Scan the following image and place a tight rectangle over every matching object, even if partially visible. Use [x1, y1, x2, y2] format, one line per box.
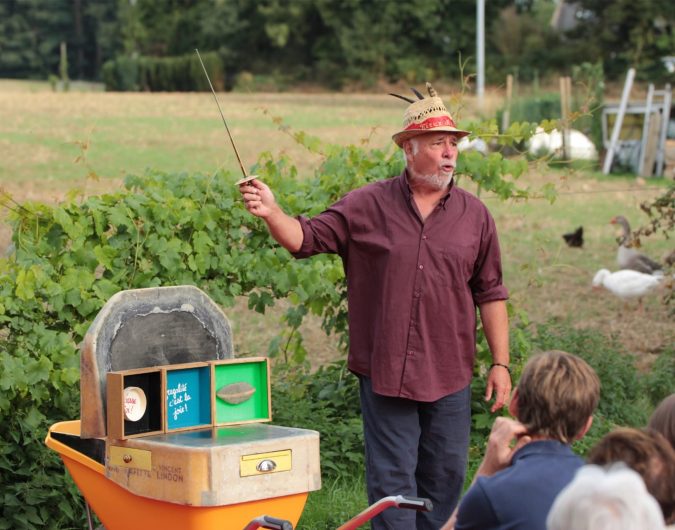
[649, 393, 675, 449]
[546, 464, 665, 530]
[443, 350, 600, 530]
[587, 427, 675, 525]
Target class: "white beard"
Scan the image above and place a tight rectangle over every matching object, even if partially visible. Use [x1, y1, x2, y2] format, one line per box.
[409, 169, 453, 191]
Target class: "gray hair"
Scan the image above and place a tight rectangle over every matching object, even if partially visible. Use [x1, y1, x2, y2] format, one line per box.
[547, 465, 665, 530]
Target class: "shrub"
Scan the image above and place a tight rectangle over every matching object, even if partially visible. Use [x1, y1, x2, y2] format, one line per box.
[272, 361, 364, 479]
[498, 92, 561, 133]
[102, 51, 224, 92]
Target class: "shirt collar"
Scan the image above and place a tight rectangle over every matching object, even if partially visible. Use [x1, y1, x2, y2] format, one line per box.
[512, 440, 576, 462]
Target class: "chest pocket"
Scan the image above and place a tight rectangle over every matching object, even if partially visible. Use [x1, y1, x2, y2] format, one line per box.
[439, 244, 476, 286]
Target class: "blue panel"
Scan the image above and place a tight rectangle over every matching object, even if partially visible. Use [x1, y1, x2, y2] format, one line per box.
[166, 366, 211, 430]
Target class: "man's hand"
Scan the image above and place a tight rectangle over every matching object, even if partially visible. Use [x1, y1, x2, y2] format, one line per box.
[485, 363, 512, 413]
[239, 178, 278, 219]
[238, 178, 304, 253]
[476, 417, 531, 478]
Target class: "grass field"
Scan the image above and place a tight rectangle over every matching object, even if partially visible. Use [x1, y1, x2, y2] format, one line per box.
[1, 80, 673, 364]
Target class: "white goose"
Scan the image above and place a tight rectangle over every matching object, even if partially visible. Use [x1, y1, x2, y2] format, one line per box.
[592, 269, 662, 304]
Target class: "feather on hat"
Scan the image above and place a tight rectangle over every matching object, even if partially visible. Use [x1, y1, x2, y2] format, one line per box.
[391, 82, 470, 147]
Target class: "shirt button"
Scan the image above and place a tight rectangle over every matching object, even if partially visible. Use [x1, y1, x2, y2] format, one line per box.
[422, 235, 428, 240]
[407, 351, 414, 356]
[418, 264, 424, 270]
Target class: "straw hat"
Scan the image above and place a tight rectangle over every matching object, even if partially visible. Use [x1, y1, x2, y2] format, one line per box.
[391, 82, 470, 147]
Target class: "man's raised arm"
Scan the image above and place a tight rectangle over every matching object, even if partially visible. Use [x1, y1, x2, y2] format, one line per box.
[239, 178, 304, 253]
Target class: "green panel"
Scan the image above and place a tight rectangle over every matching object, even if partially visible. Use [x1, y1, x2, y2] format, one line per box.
[213, 360, 269, 424]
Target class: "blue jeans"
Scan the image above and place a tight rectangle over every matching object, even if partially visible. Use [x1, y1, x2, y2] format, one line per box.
[359, 377, 471, 530]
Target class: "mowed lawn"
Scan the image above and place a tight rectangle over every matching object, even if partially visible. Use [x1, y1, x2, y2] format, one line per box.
[1, 80, 673, 363]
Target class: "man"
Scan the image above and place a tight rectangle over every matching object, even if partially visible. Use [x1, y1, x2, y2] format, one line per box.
[239, 83, 511, 529]
[443, 350, 601, 530]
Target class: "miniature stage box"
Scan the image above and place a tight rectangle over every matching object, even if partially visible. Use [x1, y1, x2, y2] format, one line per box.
[107, 368, 163, 439]
[165, 362, 213, 433]
[106, 358, 270, 440]
[212, 357, 270, 426]
[104, 357, 317, 507]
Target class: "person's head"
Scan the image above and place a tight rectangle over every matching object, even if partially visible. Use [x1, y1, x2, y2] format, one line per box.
[402, 132, 460, 190]
[649, 393, 675, 449]
[587, 427, 675, 524]
[546, 465, 665, 530]
[390, 83, 469, 190]
[510, 350, 600, 443]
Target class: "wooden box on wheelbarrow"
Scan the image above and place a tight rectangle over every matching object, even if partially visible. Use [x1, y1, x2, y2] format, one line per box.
[105, 357, 319, 506]
[105, 423, 320, 506]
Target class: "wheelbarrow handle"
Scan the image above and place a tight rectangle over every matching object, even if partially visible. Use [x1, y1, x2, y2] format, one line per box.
[242, 515, 293, 530]
[396, 496, 434, 511]
[336, 495, 433, 530]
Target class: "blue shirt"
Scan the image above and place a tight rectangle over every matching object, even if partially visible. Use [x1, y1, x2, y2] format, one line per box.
[455, 440, 584, 530]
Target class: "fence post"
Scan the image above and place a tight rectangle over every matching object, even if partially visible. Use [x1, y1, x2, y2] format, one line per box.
[502, 74, 513, 133]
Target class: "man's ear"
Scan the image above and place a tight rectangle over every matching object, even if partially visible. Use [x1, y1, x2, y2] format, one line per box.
[573, 416, 594, 441]
[508, 388, 519, 418]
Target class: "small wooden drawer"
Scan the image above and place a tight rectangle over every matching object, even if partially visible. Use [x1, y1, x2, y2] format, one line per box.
[109, 446, 152, 470]
[240, 449, 291, 477]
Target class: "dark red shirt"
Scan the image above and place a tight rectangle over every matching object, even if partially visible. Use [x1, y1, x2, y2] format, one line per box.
[293, 170, 508, 401]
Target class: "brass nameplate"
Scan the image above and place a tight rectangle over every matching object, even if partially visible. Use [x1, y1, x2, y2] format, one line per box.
[240, 449, 291, 477]
[109, 446, 152, 470]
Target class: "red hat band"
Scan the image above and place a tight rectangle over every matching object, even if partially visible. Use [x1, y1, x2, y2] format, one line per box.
[404, 115, 457, 132]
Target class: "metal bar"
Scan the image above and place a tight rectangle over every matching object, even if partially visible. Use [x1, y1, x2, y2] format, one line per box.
[603, 68, 635, 174]
[476, 0, 485, 109]
[85, 502, 95, 530]
[336, 495, 432, 530]
[194, 49, 248, 179]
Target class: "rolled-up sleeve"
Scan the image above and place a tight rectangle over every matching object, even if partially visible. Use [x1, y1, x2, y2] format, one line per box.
[291, 196, 351, 259]
[469, 211, 508, 305]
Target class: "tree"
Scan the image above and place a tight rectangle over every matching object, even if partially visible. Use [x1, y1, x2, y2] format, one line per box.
[0, 0, 72, 79]
[567, 0, 675, 80]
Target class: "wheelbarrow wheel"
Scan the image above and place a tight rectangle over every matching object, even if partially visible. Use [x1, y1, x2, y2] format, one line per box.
[242, 514, 293, 530]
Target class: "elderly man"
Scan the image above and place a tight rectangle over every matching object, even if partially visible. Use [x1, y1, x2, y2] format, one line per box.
[239, 83, 510, 530]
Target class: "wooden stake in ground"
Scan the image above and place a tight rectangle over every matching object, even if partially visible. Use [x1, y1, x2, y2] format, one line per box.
[502, 74, 513, 133]
[559, 76, 572, 161]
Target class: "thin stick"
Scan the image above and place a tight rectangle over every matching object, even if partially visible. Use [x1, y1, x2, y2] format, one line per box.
[195, 49, 248, 179]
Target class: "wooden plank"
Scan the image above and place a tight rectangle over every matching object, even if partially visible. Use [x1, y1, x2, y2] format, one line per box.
[502, 74, 513, 132]
[641, 112, 662, 177]
[638, 84, 655, 176]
